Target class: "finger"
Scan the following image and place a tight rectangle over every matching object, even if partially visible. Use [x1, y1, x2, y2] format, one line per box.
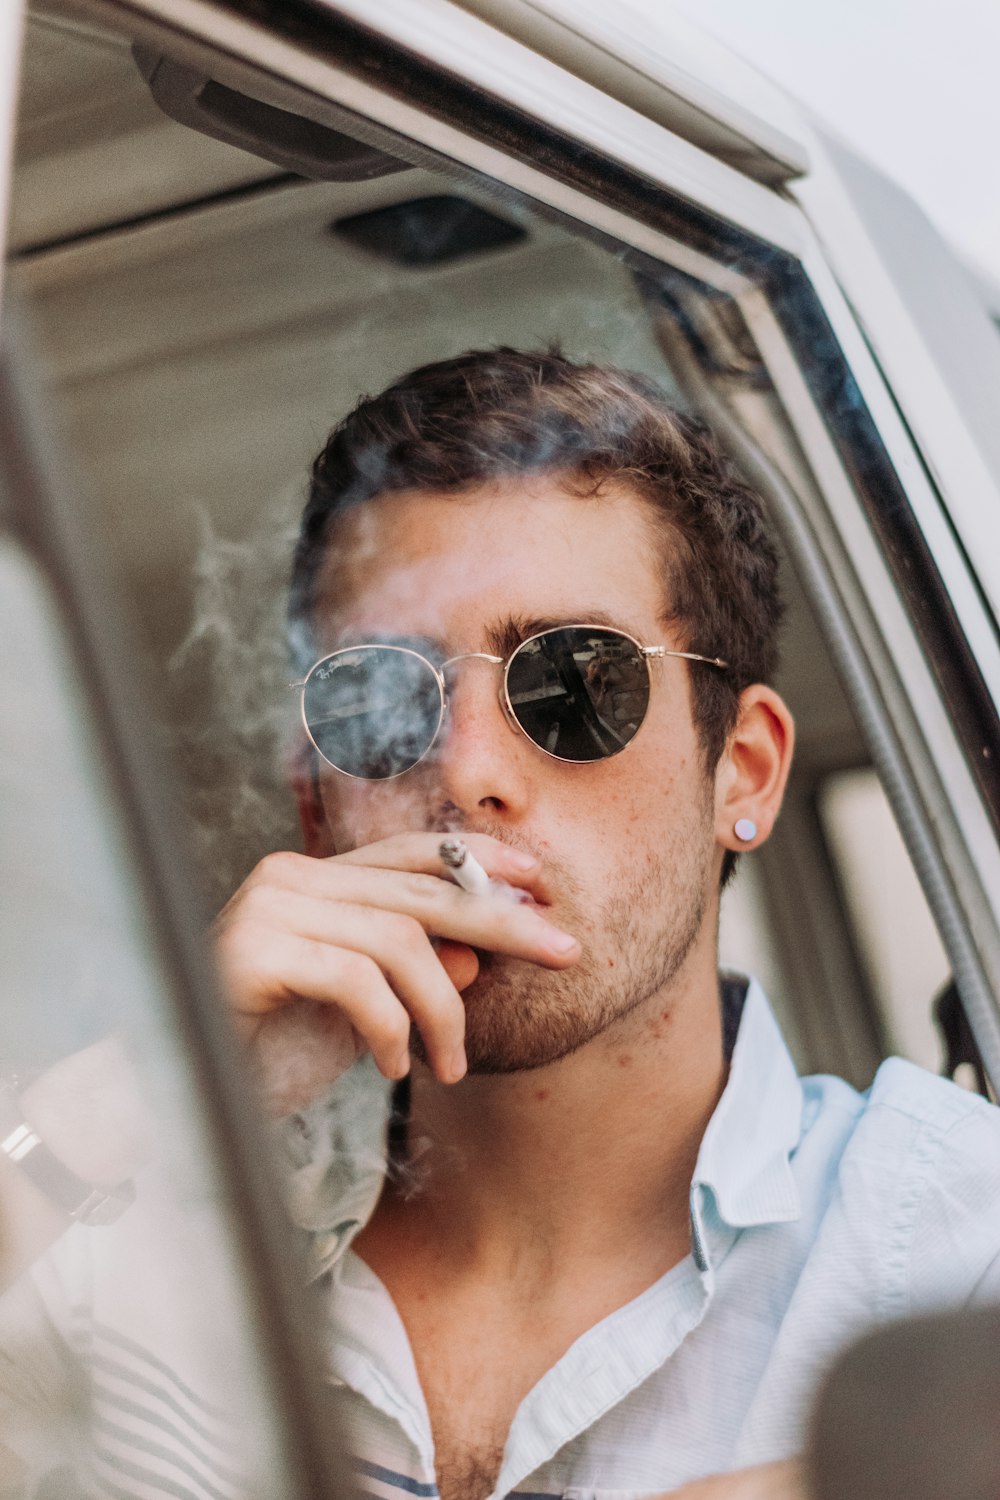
[238, 858, 580, 967]
[220, 889, 468, 1081]
[240, 890, 467, 1082]
[254, 835, 545, 901]
[342, 868, 581, 966]
[250, 1003, 367, 1118]
[339, 831, 542, 889]
[217, 925, 412, 1081]
[435, 940, 480, 992]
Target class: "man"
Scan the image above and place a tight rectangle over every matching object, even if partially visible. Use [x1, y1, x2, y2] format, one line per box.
[216, 346, 1000, 1500]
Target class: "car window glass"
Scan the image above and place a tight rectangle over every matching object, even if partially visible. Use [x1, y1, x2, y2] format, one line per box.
[0, 527, 307, 1495]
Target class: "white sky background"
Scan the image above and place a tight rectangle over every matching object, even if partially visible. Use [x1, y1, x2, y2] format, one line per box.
[663, 0, 1000, 286]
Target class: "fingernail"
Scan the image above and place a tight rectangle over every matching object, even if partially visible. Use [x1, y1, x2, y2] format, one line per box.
[449, 1047, 468, 1082]
[545, 928, 580, 954]
[508, 850, 538, 870]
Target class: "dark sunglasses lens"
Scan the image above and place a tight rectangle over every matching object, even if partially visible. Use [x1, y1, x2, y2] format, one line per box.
[303, 648, 442, 778]
[505, 628, 650, 762]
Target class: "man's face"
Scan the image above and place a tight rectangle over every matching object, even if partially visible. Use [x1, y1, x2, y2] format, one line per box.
[309, 476, 723, 1073]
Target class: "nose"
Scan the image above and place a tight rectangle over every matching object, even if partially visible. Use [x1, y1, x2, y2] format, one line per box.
[430, 655, 532, 817]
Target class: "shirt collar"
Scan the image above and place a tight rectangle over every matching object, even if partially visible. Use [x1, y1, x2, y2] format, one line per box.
[692, 976, 803, 1229]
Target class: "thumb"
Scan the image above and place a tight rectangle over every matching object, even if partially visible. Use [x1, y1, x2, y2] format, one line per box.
[436, 940, 480, 991]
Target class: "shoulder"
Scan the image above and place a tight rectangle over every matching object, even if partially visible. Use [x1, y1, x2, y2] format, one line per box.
[863, 1057, 1000, 1193]
[802, 1053, 999, 1154]
[866, 1055, 997, 1132]
[807, 1058, 1000, 1308]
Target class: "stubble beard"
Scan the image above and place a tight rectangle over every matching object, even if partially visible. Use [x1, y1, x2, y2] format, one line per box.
[453, 816, 715, 1075]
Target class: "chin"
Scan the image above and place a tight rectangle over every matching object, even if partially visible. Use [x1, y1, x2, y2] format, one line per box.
[456, 874, 708, 1074]
[455, 952, 638, 1074]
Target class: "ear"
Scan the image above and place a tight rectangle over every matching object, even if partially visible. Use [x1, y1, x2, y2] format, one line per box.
[289, 740, 337, 857]
[714, 685, 795, 853]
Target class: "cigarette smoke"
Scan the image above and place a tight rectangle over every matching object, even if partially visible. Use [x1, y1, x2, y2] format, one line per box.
[168, 498, 304, 914]
[161, 505, 435, 847]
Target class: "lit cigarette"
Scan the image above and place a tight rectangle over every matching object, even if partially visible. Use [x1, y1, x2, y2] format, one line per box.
[439, 838, 493, 897]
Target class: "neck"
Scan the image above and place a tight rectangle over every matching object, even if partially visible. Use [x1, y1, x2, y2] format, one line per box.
[388, 941, 728, 1277]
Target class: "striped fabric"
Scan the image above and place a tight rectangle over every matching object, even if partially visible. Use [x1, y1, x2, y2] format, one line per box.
[86, 1323, 246, 1500]
[350, 1461, 562, 1500]
[0, 1170, 256, 1499]
[354, 1458, 440, 1496]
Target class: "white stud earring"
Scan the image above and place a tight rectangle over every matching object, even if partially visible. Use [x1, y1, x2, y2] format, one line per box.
[734, 818, 757, 843]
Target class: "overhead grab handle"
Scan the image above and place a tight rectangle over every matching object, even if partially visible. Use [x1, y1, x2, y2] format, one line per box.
[132, 47, 406, 183]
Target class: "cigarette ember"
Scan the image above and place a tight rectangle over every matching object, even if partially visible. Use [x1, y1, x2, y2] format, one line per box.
[439, 837, 493, 897]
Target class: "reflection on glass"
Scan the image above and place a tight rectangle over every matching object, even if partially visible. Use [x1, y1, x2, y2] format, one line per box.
[0, 536, 292, 1497]
[304, 646, 445, 779]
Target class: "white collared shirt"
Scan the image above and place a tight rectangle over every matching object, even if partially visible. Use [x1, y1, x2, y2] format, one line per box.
[281, 977, 1000, 1500]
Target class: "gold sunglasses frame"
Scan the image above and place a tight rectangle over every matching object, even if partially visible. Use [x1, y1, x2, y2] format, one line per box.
[291, 625, 729, 780]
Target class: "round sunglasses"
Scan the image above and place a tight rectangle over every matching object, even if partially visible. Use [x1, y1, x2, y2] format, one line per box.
[292, 624, 729, 780]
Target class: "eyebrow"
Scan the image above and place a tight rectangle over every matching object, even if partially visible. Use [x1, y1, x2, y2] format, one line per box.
[328, 612, 648, 662]
[483, 611, 643, 657]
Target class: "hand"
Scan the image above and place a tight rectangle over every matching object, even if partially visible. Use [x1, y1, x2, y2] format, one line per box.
[19, 1036, 152, 1185]
[0, 1039, 152, 1291]
[213, 832, 581, 1115]
[655, 1459, 808, 1499]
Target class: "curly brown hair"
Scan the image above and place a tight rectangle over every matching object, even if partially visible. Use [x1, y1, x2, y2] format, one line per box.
[290, 347, 783, 780]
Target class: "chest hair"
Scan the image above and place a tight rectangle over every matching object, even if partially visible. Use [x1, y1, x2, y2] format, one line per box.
[434, 1441, 505, 1500]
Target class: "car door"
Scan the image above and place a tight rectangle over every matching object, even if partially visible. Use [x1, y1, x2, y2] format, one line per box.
[3, 1, 1000, 1494]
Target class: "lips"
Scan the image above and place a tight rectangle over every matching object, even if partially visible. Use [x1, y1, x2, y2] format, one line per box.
[442, 828, 553, 906]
